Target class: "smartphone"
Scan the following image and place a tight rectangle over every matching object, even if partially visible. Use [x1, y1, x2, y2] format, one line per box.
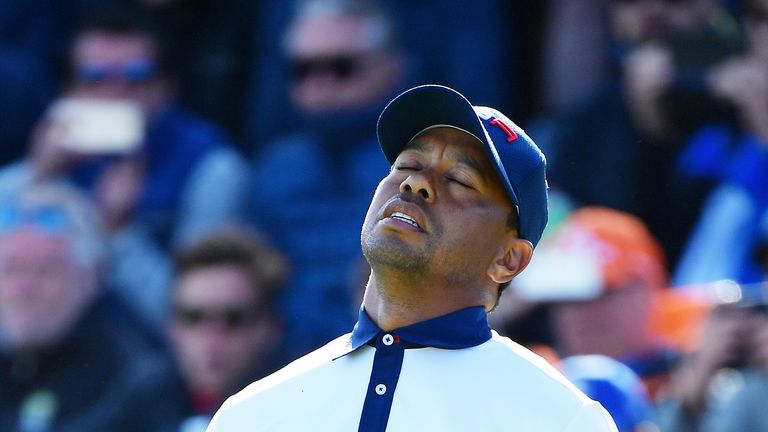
[46, 98, 145, 154]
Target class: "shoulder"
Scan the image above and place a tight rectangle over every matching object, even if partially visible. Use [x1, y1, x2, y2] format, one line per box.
[0, 160, 32, 199]
[474, 332, 595, 407]
[190, 146, 248, 181]
[488, 332, 583, 386]
[483, 332, 617, 430]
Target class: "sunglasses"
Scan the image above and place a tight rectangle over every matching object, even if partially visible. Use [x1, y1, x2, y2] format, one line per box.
[174, 305, 258, 330]
[75, 59, 158, 84]
[289, 55, 364, 82]
[0, 205, 74, 234]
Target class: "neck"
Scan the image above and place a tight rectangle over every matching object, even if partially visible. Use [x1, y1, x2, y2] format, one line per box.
[361, 270, 490, 331]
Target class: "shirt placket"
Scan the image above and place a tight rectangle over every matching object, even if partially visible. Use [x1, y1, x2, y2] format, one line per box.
[357, 332, 405, 432]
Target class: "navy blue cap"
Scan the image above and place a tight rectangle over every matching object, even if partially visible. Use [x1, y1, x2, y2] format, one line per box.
[376, 84, 549, 247]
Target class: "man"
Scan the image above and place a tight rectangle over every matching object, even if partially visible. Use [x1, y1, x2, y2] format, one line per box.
[0, 7, 249, 331]
[673, 0, 768, 288]
[515, 207, 682, 401]
[0, 181, 157, 431]
[250, 0, 412, 357]
[100, 228, 288, 431]
[62, 7, 249, 249]
[548, 0, 741, 268]
[208, 85, 617, 431]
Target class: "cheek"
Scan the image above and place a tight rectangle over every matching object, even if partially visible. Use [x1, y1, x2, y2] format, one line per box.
[445, 206, 507, 243]
[363, 178, 397, 221]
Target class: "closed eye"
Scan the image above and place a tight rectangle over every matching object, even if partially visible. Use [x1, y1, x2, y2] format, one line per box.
[394, 164, 419, 171]
[446, 176, 474, 189]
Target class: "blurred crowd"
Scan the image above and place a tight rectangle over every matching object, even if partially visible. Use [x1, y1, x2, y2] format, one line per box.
[2, 0, 768, 431]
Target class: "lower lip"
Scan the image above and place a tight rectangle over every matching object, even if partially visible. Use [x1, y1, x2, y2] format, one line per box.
[381, 217, 424, 232]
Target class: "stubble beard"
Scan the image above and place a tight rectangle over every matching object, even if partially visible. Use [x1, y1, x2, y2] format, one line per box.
[361, 228, 432, 277]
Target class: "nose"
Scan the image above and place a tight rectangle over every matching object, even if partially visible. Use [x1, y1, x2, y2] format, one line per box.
[399, 172, 434, 202]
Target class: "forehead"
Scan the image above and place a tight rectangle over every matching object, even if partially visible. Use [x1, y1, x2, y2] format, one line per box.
[403, 127, 492, 169]
[175, 265, 258, 305]
[287, 13, 376, 57]
[0, 228, 72, 258]
[72, 31, 156, 65]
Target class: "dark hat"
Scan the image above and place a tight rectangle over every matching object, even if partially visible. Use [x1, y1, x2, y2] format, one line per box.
[376, 85, 549, 246]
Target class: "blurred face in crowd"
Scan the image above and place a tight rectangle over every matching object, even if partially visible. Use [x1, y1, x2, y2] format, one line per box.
[70, 30, 170, 115]
[609, 0, 710, 44]
[553, 281, 654, 359]
[0, 227, 97, 350]
[170, 265, 275, 394]
[284, 10, 403, 113]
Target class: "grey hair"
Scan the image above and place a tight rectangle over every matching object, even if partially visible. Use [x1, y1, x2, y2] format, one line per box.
[3, 181, 105, 269]
[287, 0, 396, 52]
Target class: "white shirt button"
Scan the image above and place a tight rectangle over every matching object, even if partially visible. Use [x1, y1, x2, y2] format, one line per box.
[382, 334, 394, 346]
[375, 384, 387, 395]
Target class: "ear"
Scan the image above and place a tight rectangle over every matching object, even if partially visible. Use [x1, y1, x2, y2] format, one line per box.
[487, 236, 533, 285]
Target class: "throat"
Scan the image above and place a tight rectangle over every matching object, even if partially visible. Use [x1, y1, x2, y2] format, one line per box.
[362, 272, 489, 330]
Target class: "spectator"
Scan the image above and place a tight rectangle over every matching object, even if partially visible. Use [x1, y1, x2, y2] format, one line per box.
[100, 227, 288, 432]
[655, 295, 768, 431]
[514, 207, 679, 400]
[245, 0, 513, 146]
[547, 0, 742, 267]
[66, 7, 249, 248]
[55, 0, 258, 144]
[0, 7, 250, 329]
[249, 0, 411, 356]
[673, 0, 768, 289]
[0, 181, 158, 431]
[1, 6, 248, 248]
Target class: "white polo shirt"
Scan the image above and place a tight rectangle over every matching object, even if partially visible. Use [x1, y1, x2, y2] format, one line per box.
[207, 307, 617, 432]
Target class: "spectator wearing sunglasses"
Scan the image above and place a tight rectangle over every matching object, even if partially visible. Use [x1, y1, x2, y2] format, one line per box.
[249, 0, 416, 358]
[0, 7, 249, 331]
[0, 181, 160, 431]
[98, 227, 288, 432]
[69, 7, 249, 249]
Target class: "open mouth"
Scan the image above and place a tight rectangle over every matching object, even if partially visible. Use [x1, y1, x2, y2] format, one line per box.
[389, 211, 421, 229]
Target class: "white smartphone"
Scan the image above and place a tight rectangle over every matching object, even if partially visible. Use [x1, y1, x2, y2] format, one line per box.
[46, 98, 145, 154]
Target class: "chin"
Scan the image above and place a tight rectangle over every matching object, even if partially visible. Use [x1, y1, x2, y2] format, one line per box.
[362, 234, 428, 274]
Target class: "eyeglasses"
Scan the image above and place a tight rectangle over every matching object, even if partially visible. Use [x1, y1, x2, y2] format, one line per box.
[75, 59, 158, 84]
[173, 305, 258, 330]
[289, 55, 364, 82]
[0, 205, 74, 234]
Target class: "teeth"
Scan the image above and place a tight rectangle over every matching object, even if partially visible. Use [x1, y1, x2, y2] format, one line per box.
[390, 211, 419, 228]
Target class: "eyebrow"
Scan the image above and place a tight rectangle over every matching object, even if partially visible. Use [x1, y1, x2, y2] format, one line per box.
[404, 140, 489, 180]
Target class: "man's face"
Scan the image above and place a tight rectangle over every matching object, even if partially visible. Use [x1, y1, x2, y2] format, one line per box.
[553, 282, 653, 358]
[0, 229, 91, 350]
[169, 265, 273, 394]
[70, 31, 167, 114]
[361, 127, 515, 288]
[284, 12, 401, 113]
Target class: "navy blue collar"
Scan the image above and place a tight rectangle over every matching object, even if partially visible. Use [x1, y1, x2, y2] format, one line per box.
[349, 306, 492, 351]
